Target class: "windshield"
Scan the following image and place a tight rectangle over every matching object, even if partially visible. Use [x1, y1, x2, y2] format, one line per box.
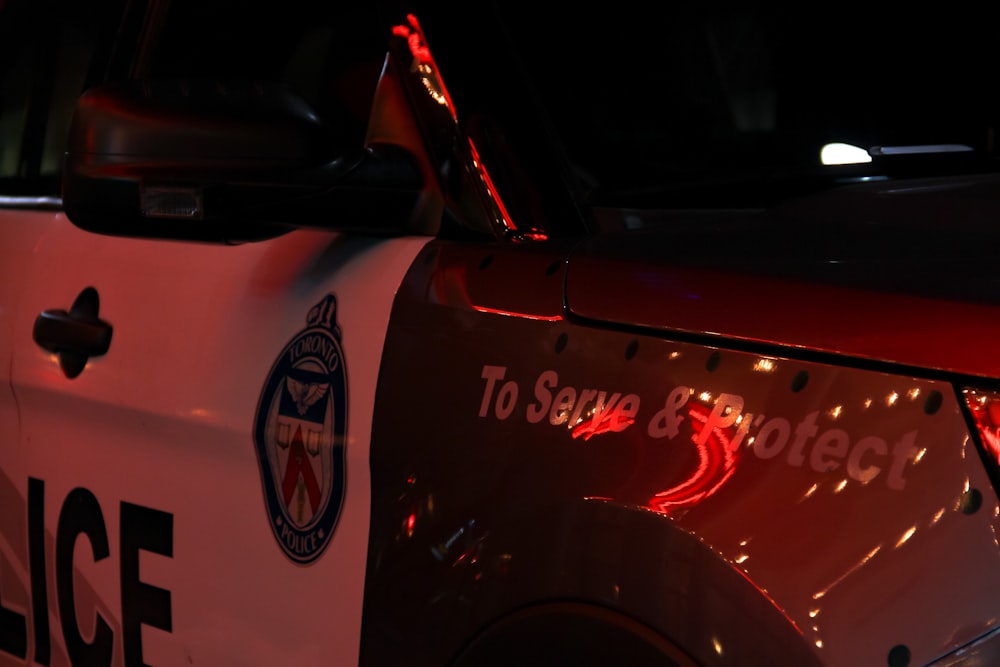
[487, 5, 1000, 207]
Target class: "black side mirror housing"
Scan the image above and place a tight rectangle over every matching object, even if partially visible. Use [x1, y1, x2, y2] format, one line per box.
[62, 80, 425, 243]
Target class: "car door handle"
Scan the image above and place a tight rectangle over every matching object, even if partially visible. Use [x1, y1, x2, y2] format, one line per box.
[32, 286, 112, 378]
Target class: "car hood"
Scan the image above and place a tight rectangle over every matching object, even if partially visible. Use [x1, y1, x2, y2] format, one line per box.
[566, 172, 1000, 377]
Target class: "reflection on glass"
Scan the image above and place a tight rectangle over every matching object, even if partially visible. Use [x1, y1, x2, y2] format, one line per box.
[391, 15, 456, 118]
[963, 389, 1000, 464]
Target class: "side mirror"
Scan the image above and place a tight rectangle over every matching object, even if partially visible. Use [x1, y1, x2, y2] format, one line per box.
[62, 80, 425, 243]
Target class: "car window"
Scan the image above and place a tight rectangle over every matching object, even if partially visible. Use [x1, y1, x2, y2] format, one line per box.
[0, 0, 130, 197]
[140, 0, 391, 153]
[491, 4, 1000, 209]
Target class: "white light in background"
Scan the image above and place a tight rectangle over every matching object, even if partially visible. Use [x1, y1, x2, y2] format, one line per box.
[820, 142, 872, 165]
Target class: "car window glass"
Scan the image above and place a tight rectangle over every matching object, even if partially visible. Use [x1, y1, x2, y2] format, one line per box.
[492, 4, 1000, 208]
[0, 0, 129, 197]
[142, 0, 390, 151]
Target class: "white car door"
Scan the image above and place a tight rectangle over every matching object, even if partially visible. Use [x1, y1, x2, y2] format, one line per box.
[0, 210, 55, 666]
[0, 0, 136, 662]
[0, 1, 434, 665]
[9, 217, 427, 666]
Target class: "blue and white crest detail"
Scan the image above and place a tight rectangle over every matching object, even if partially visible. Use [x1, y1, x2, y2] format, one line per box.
[253, 294, 347, 564]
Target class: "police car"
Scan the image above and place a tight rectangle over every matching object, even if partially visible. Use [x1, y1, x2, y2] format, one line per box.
[2, 2, 1000, 666]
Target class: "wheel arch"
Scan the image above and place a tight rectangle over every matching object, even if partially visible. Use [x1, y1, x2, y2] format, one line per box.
[449, 601, 699, 667]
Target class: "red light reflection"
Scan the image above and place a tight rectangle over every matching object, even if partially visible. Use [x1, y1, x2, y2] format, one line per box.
[571, 413, 635, 441]
[392, 14, 533, 240]
[471, 305, 562, 321]
[965, 390, 1000, 463]
[648, 401, 741, 514]
[732, 565, 806, 637]
[468, 137, 520, 235]
[391, 22, 431, 63]
[391, 14, 457, 114]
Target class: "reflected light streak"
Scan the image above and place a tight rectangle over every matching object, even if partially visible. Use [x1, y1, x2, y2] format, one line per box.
[468, 137, 520, 235]
[733, 566, 805, 636]
[908, 387, 921, 400]
[471, 305, 562, 321]
[812, 545, 882, 600]
[895, 526, 917, 548]
[833, 479, 848, 493]
[886, 391, 899, 406]
[392, 15, 457, 115]
[417, 64, 449, 106]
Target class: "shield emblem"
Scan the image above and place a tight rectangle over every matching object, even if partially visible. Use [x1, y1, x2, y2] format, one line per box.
[253, 294, 347, 564]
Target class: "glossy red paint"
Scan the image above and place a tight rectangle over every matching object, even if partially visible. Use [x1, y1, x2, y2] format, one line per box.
[565, 255, 1000, 378]
[427, 243, 568, 321]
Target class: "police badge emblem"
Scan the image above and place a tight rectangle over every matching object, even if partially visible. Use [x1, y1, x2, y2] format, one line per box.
[253, 294, 347, 564]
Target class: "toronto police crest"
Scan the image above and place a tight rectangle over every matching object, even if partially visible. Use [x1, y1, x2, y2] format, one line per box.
[253, 294, 347, 564]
